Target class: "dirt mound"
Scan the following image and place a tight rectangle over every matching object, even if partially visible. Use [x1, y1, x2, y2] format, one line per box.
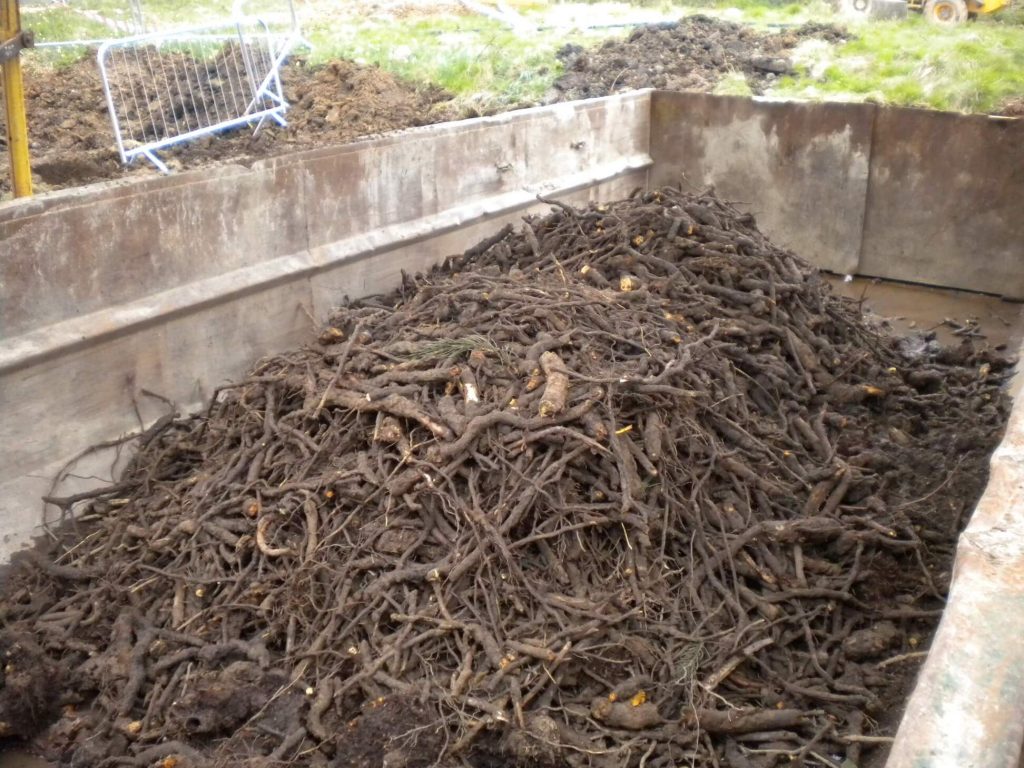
[550, 15, 850, 100]
[997, 96, 1024, 116]
[0, 53, 453, 193]
[1, 187, 1010, 768]
[282, 59, 452, 145]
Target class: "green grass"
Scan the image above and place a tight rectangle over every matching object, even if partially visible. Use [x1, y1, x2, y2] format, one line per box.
[25, 8, 114, 42]
[713, 70, 756, 95]
[669, 0, 836, 24]
[775, 14, 1024, 113]
[20, 9, 115, 67]
[304, 14, 619, 110]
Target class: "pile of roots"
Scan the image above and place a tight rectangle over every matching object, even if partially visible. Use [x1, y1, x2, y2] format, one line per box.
[0, 187, 1011, 768]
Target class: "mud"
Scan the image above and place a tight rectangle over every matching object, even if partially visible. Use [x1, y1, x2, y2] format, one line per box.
[998, 96, 1024, 116]
[0, 54, 454, 193]
[0, 752, 47, 768]
[549, 16, 850, 101]
[827, 275, 1024, 353]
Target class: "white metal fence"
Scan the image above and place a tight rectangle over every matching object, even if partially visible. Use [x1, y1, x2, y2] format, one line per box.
[97, 17, 291, 172]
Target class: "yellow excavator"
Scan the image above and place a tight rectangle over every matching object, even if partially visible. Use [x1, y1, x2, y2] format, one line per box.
[913, 0, 1010, 23]
[843, 0, 1010, 23]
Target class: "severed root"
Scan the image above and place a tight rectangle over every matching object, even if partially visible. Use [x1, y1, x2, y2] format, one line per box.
[318, 388, 453, 440]
[590, 694, 662, 730]
[307, 678, 335, 741]
[129, 741, 202, 766]
[688, 707, 811, 734]
[538, 352, 569, 417]
[642, 412, 665, 462]
[256, 515, 296, 558]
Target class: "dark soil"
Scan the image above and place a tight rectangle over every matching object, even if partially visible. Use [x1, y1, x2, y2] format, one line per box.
[0, 54, 454, 194]
[0, 186, 1011, 768]
[551, 16, 850, 101]
[998, 96, 1024, 116]
[0, 634, 61, 742]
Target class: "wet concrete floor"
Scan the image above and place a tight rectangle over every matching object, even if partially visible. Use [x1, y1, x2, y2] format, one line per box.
[826, 275, 1024, 393]
[1, 278, 1021, 768]
[828, 275, 1024, 349]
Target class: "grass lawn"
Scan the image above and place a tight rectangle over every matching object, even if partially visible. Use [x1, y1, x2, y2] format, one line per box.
[774, 11, 1024, 112]
[19, 0, 1024, 114]
[302, 14, 592, 109]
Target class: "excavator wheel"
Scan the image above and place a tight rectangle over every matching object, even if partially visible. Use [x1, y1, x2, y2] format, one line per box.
[924, 0, 969, 23]
[838, 0, 874, 17]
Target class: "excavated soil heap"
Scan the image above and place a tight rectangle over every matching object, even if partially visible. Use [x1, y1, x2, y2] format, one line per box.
[551, 16, 849, 101]
[0, 187, 1011, 768]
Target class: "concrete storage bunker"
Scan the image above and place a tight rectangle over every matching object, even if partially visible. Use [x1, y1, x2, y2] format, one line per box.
[1, 91, 1023, 767]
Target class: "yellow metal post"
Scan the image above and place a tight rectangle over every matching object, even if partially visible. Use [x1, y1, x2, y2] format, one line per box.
[1, 0, 32, 198]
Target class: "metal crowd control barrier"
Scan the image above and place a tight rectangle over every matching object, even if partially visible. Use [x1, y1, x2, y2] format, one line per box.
[97, 17, 290, 173]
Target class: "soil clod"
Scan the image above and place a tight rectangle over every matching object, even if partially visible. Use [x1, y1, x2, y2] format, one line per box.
[0, 633, 62, 741]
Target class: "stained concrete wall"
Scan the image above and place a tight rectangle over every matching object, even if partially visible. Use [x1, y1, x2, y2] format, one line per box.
[649, 92, 1024, 297]
[649, 93, 874, 275]
[0, 92, 651, 558]
[858, 107, 1024, 297]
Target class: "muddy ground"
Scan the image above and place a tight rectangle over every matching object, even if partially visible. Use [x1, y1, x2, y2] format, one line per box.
[0, 16, 849, 196]
[550, 16, 849, 101]
[0, 55, 454, 193]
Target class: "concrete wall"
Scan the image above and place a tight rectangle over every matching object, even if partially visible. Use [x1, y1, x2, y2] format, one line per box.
[0, 92, 651, 558]
[649, 92, 1024, 297]
[649, 93, 874, 275]
[857, 107, 1024, 296]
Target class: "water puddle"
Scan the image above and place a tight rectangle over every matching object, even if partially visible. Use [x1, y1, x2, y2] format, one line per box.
[828, 275, 1024, 348]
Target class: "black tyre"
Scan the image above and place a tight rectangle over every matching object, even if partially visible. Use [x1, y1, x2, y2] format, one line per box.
[924, 0, 968, 23]
[840, 0, 874, 16]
